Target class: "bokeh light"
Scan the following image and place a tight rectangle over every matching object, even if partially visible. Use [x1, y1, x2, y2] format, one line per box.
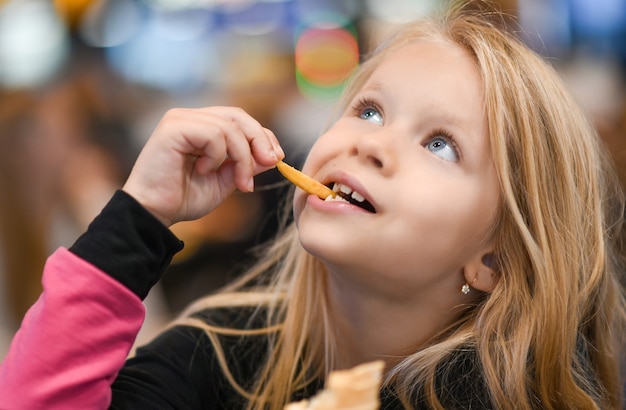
[104, 7, 218, 93]
[78, 0, 144, 48]
[294, 20, 359, 100]
[0, 0, 69, 88]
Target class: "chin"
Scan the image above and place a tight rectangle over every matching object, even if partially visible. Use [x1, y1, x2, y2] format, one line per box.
[297, 222, 341, 259]
[296, 224, 328, 257]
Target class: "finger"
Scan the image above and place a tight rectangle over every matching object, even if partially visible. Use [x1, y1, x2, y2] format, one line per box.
[193, 107, 278, 191]
[203, 107, 280, 166]
[163, 109, 231, 157]
[164, 110, 254, 186]
[162, 107, 275, 192]
[194, 117, 255, 192]
[262, 127, 285, 162]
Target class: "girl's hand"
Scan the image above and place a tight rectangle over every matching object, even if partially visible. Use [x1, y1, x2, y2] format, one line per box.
[122, 107, 284, 227]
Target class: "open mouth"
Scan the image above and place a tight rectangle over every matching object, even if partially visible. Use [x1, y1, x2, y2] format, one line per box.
[324, 182, 376, 213]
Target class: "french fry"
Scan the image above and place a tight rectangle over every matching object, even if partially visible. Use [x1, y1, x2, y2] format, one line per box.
[276, 160, 336, 199]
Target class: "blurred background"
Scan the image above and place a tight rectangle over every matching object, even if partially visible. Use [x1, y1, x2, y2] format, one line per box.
[0, 0, 624, 357]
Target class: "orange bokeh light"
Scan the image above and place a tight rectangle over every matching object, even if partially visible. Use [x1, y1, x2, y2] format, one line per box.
[295, 27, 359, 87]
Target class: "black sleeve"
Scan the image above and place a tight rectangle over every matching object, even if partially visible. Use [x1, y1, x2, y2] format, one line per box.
[69, 190, 184, 300]
[110, 326, 221, 409]
[110, 309, 270, 409]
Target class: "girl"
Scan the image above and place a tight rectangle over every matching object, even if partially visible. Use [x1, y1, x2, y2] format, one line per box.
[1, 4, 625, 409]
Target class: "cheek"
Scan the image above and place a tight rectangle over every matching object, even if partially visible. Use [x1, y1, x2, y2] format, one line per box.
[393, 184, 498, 257]
[300, 148, 326, 177]
[299, 126, 346, 174]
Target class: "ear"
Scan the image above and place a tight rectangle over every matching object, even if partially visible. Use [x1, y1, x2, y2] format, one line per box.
[463, 251, 498, 293]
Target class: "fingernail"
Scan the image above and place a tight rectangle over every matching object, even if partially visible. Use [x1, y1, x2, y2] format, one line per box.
[269, 151, 278, 162]
[247, 177, 255, 192]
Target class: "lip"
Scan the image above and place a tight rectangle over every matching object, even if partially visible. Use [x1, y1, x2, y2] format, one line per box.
[321, 170, 378, 212]
[306, 193, 374, 214]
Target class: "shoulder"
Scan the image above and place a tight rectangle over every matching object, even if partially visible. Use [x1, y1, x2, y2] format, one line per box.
[112, 305, 271, 408]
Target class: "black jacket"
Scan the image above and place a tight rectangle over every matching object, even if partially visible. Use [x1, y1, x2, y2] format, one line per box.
[71, 191, 492, 409]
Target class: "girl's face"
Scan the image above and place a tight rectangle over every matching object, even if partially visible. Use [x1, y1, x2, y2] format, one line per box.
[294, 40, 500, 299]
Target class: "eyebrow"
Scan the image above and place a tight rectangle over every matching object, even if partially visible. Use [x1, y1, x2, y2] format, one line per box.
[426, 107, 471, 130]
[360, 82, 385, 94]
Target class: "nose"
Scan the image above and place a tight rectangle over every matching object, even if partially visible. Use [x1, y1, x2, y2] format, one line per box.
[350, 129, 397, 176]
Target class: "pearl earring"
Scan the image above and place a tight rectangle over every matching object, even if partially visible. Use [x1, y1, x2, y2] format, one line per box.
[461, 275, 478, 295]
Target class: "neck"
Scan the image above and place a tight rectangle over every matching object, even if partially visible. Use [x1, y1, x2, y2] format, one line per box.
[325, 269, 467, 370]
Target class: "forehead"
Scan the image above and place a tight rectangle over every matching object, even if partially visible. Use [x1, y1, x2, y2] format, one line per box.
[364, 39, 481, 95]
[370, 39, 482, 108]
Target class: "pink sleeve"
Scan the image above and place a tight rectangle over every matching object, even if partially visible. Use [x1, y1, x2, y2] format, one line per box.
[0, 247, 146, 410]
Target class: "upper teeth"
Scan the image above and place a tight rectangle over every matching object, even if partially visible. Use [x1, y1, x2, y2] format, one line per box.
[326, 183, 365, 202]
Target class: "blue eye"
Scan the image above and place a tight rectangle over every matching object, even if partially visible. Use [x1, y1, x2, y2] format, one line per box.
[352, 98, 384, 126]
[427, 136, 458, 162]
[360, 107, 383, 125]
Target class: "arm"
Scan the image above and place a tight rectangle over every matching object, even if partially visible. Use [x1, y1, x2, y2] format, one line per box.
[0, 107, 284, 409]
[0, 249, 143, 409]
[0, 191, 183, 409]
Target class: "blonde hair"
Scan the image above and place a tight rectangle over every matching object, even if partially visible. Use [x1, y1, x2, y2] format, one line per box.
[174, 4, 626, 409]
